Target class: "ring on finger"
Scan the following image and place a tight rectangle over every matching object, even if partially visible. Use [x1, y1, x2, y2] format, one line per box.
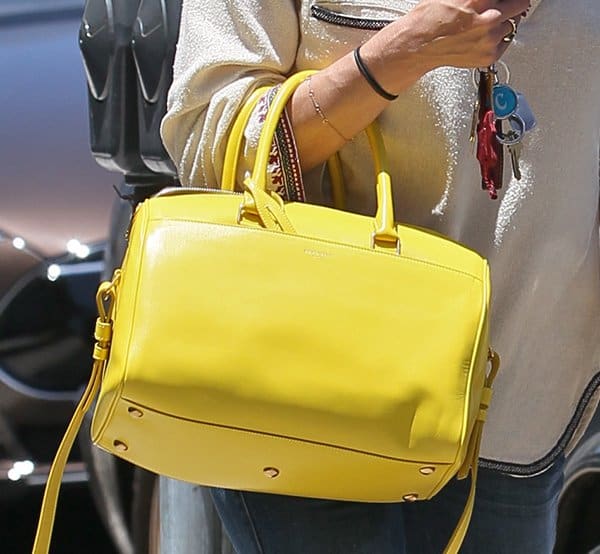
[502, 18, 518, 43]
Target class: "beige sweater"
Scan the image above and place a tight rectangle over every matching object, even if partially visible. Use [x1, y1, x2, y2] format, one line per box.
[161, 0, 600, 474]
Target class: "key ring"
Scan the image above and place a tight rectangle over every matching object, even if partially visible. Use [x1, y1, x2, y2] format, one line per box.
[472, 60, 511, 89]
[495, 114, 525, 145]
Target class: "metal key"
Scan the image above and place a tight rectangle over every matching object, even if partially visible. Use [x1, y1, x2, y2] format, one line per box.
[469, 97, 480, 145]
[507, 141, 523, 181]
[495, 120, 523, 182]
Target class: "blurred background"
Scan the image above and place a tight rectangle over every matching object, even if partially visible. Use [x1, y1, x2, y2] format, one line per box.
[1, 1, 599, 553]
[0, 0, 114, 552]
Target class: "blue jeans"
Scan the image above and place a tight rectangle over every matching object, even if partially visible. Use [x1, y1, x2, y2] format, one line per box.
[210, 458, 565, 554]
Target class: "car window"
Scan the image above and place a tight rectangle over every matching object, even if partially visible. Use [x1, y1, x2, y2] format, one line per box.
[0, 0, 84, 19]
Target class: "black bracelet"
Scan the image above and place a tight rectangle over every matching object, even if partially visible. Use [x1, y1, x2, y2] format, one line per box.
[353, 46, 398, 101]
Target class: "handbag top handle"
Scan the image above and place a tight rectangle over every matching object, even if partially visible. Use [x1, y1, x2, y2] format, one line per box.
[221, 85, 272, 191]
[222, 82, 341, 211]
[233, 70, 400, 251]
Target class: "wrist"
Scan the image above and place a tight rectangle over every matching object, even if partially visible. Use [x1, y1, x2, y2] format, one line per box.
[359, 14, 437, 95]
[353, 46, 399, 101]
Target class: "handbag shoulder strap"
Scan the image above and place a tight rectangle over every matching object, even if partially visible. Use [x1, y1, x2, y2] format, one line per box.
[444, 349, 500, 554]
[32, 364, 102, 554]
[31, 280, 116, 554]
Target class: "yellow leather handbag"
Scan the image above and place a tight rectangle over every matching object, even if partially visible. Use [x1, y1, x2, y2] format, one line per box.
[34, 71, 498, 554]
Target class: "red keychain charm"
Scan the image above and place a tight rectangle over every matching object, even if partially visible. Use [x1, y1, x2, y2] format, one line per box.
[475, 67, 504, 199]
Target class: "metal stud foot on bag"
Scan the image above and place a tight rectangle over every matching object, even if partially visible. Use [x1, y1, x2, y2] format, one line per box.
[419, 466, 436, 475]
[128, 407, 144, 418]
[113, 440, 128, 452]
[402, 493, 419, 502]
[263, 467, 280, 478]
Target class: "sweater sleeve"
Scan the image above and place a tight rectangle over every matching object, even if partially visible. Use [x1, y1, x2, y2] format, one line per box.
[160, 0, 299, 187]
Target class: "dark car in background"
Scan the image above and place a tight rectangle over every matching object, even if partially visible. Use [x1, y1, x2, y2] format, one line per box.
[2, 1, 599, 553]
[0, 0, 112, 499]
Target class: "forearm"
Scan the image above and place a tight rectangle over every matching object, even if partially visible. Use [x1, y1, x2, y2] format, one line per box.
[289, 0, 530, 171]
[289, 16, 433, 171]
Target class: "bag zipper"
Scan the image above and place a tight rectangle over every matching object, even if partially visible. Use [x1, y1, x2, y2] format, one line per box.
[123, 187, 243, 240]
[310, 4, 392, 31]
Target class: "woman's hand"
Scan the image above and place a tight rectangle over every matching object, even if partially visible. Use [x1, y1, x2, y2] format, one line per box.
[413, 0, 527, 66]
[361, 0, 529, 94]
[290, 0, 530, 171]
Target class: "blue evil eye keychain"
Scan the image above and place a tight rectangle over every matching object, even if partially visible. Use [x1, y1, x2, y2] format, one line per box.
[492, 83, 518, 118]
[493, 83, 537, 135]
[492, 83, 519, 119]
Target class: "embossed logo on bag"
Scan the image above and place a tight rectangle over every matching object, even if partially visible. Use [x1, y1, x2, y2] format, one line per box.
[303, 248, 331, 258]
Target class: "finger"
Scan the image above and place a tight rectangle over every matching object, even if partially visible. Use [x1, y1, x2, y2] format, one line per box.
[495, 35, 513, 60]
[497, 0, 530, 19]
[490, 15, 521, 45]
[481, 0, 531, 23]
